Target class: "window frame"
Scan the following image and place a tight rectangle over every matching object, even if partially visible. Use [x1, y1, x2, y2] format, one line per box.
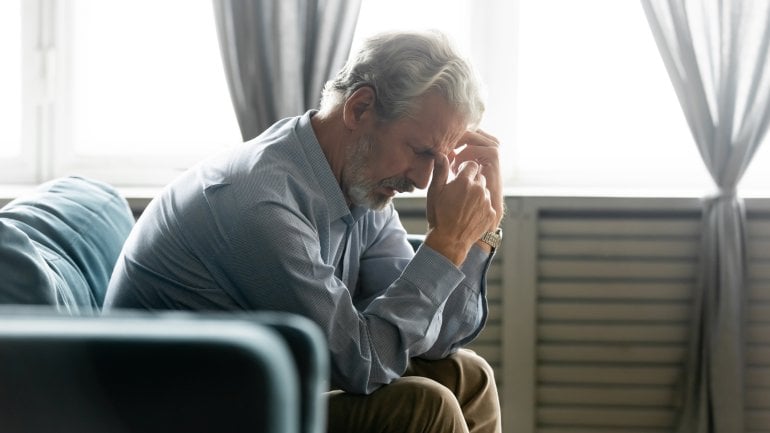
[0, 0, 40, 184]
[48, 0, 235, 187]
[3, 0, 769, 194]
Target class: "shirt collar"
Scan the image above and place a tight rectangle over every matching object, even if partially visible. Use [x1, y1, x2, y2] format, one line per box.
[296, 110, 361, 223]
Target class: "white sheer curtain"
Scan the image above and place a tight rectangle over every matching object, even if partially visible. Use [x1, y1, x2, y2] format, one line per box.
[641, 1, 770, 432]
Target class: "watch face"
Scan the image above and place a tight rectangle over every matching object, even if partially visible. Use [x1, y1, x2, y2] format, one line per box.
[481, 230, 502, 248]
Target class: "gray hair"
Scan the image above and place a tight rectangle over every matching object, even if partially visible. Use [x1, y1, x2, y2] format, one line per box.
[320, 30, 485, 128]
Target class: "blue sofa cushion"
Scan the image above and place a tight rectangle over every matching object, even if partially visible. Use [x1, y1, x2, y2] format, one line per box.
[0, 221, 57, 305]
[0, 176, 134, 313]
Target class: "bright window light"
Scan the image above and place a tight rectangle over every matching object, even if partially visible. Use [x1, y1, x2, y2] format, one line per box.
[69, 0, 240, 156]
[352, 0, 472, 54]
[0, 1, 22, 158]
[5, 0, 768, 191]
[515, 0, 714, 190]
[355, 0, 770, 192]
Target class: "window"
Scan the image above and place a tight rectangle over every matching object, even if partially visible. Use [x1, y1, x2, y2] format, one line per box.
[3, 0, 769, 193]
[514, 0, 710, 190]
[58, 0, 241, 185]
[355, 0, 770, 193]
[65, 1, 239, 157]
[0, 1, 22, 159]
[2, 0, 239, 186]
[0, 0, 28, 184]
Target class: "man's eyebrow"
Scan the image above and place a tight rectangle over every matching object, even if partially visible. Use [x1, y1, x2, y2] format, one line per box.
[435, 134, 459, 154]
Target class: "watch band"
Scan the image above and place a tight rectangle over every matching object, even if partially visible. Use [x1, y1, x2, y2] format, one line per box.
[479, 228, 503, 249]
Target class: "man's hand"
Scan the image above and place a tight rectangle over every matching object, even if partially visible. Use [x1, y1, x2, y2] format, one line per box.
[450, 129, 504, 230]
[425, 154, 498, 266]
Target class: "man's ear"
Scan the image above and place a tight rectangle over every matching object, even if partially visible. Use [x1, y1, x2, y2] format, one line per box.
[342, 86, 376, 130]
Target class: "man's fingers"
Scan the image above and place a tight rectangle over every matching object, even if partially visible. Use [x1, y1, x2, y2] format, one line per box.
[474, 129, 500, 145]
[453, 131, 501, 173]
[456, 130, 500, 149]
[456, 160, 480, 179]
[430, 154, 450, 191]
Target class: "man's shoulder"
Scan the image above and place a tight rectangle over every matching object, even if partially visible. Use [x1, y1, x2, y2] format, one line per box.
[202, 117, 315, 190]
[192, 112, 341, 226]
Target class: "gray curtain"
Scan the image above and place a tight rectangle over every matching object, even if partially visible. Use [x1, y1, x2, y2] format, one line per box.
[641, 1, 770, 432]
[213, 0, 362, 141]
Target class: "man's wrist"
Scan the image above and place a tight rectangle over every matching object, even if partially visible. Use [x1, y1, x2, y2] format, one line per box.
[475, 239, 493, 254]
[479, 228, 503, 250]
[424, 229, 473, 267]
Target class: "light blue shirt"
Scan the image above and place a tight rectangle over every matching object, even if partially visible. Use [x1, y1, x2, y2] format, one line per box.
[104, 111, 492, 394]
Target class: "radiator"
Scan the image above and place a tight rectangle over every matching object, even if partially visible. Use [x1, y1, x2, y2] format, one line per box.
[748, 211, 770, 432]
[394, 194, 770, 433]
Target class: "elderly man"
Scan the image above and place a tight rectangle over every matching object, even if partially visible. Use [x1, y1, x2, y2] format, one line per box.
[105, 30, 503, 433]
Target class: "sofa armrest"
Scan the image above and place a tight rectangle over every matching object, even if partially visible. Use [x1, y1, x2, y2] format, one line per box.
[144, 310, 329, 433]
[0, 310, 300, 433]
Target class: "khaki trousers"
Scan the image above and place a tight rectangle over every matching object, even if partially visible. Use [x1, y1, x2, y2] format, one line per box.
[326, 349, 501, 433]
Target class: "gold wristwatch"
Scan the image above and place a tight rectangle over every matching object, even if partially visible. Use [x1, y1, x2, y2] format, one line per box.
[480, 228, 503, 249]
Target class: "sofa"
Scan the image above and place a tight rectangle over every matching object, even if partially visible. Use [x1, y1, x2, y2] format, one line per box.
[0, 176, 328, 433]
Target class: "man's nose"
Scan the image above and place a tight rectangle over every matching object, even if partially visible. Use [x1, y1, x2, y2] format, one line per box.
[410, 159, 434, 190]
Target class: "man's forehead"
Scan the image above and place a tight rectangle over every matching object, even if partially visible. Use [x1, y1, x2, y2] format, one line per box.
[434, 121, 468, 155]
[397, 92, 469, 153]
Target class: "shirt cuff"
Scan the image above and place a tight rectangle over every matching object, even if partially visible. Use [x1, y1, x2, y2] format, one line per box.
[401, 244, 466, 305]
[467, 243, 495, 267]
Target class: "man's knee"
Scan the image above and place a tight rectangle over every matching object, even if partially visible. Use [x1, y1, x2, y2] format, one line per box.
[400, 376, 459, 410]
[409, 349, 497, 394]
[452, 349, 497, 388]
[447, 350, 501, 433]
[393, 377, 466, 432]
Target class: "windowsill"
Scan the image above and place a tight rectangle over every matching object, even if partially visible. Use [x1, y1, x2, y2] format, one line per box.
[509, 186, 770, 199]
[0, 184, 770, 214]
[0, 184, 164, 211]
[395, 186, 770, 200]
[3, 183, 770, 210]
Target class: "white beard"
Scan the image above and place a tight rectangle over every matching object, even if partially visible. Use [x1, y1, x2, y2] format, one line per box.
[343, 134, 414, 211]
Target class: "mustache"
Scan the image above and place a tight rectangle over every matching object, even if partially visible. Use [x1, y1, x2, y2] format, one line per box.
[380, 177, 415, 194]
